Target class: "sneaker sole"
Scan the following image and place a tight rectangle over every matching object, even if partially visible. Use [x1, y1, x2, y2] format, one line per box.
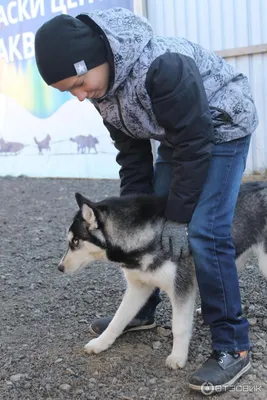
[189, 361, 251, 394]
[89, 322, 156, 337]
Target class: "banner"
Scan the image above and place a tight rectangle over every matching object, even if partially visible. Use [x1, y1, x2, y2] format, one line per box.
[0, 0, 134, 178]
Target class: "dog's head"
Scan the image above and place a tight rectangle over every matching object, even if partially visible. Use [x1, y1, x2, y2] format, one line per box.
[59, 192, 166, 274]
[58, 193, 107, 274]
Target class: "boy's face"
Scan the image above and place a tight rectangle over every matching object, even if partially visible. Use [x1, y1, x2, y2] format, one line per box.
[51, 62, 110, 101]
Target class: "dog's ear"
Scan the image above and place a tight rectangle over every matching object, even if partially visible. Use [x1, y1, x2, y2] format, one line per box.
[75, 193, 98, 230]
[81, 204, 98, 230]
[75, 192, 88, 208]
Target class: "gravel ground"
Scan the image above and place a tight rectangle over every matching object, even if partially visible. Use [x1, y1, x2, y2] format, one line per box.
[1, 176, 267, 400]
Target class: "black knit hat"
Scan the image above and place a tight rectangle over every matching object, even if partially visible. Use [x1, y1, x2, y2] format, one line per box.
[34, 14, 107, 85]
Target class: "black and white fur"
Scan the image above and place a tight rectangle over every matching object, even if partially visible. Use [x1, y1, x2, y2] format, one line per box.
[59, 181, 267, 369]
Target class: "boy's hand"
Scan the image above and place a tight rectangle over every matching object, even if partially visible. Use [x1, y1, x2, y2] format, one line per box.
[162, 221, 189, 258]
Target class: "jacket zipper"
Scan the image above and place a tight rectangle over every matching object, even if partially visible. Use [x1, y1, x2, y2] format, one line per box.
[116, 95, 136, 139]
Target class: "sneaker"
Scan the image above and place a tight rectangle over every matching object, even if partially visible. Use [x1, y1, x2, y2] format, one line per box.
[89, 316, 156, 336]
[189, 350, 251, 395]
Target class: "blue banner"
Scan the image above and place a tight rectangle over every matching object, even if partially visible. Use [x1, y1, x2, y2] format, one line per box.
[0, 0, 134, 178]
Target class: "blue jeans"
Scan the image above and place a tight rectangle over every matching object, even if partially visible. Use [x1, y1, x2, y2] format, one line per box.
[137, 135, 251, 352]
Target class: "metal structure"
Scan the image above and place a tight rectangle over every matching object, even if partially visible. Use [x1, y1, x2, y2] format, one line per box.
[146, 0, 267, 173]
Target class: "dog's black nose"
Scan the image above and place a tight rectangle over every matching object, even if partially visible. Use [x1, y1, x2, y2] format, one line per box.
[58, 264, 64, 273]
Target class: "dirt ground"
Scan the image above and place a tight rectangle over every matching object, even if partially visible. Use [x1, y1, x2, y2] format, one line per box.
[1, 176, 267, 400]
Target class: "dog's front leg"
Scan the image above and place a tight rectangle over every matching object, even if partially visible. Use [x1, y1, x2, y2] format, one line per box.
[166, 282, 197, 369]
[84, 283, 154, 355]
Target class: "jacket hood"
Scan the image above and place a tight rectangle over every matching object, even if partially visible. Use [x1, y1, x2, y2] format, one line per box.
[76, 7, 153, 96]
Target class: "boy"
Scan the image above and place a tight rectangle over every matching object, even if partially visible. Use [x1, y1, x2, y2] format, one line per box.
[35, 8, 258, 392]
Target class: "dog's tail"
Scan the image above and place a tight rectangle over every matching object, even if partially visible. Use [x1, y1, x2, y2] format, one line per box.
[33, 137, 39, 145]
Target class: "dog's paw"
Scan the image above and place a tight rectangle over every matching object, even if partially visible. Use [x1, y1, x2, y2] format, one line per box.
[165, 353, 187, 369]
[84, 338, 109, 355]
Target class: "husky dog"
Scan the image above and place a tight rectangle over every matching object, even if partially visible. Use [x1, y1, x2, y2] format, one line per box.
[58, 181, 267, 369]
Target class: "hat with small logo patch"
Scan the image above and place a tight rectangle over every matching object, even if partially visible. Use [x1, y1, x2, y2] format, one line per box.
[34, 14, 107, 85]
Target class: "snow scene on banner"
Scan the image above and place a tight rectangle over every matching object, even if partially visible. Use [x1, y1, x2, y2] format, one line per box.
[0, 0, 133, 178]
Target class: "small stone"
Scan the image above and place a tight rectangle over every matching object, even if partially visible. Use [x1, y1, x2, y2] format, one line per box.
[121, 366, 132, 376]
[138, 386, 148, 392]
[24, 382, 31, 389]
[148, 378, 157, 385]
[257, 341, 266, 349]
[152, 341, 161, 350]
[89, 377, 97, 384]
[252, 352, 262, 360]
[120, 397, 133, 400]
[232, 393, 240, 399]
[59, 383, 71, 392]
[55, 358, 63, 363]
[253, 361, 261, 368]
[10, 374, 25, 382]
[248, 304, 256, 313]
[66, 368, 77, 375]
[40, 378, 46, 387]
[76, 389, 84, 395]
[157, 327, 172, 337]
[64, 334, 72, 340]
[6, 381, 13, 386]
[248, 318, 257, 326]
[251, 344, 262, 352]
[263, 319, 267, 328]
[256, 369, 262, 377]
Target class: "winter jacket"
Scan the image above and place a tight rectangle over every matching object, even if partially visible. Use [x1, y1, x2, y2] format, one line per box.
[76, 8, 258, 223]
